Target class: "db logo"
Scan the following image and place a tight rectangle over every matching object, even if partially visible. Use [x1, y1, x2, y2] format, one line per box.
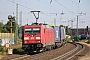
[31, 37, 34, 39]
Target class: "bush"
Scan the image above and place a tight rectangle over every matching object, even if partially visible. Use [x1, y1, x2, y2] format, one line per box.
[17, 48, 23, 52]
[74, 36, 79, 42]
[87, 39, 90, 44]
[0, 46, 5, 53]
[13, 47, 24, 54]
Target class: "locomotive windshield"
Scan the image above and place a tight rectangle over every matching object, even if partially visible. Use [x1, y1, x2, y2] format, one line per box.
[25, 28, 40, 34]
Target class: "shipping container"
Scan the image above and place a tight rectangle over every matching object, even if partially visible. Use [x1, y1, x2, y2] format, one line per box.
[52, 26, 60, 42]
[60, 27, 66, 44]
[60, 27, 66, 40]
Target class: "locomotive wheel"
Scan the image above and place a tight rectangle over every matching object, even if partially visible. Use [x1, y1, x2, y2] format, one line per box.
[47, 46, 52, 51]
[27, 51, 33, 55]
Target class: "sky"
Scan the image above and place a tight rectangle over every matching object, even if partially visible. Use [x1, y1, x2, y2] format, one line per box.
[0, 0, 90, 28]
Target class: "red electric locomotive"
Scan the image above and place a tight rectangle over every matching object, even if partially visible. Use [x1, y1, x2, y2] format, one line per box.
[22, 23, 55, 53]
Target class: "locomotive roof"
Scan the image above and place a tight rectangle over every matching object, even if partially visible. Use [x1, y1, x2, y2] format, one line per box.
[24, 23, 53, 29]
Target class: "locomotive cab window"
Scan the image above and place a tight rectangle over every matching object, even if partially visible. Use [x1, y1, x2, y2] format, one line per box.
[33, 28, 40, 33]
[25, 28, 40, 34]
[25, 28, 32, 34]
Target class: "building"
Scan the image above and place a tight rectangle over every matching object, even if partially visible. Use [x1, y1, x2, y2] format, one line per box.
[70, 28, 90, 39]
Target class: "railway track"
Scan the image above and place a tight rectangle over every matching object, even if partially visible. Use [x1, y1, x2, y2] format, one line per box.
[51, 43, 85, 60]
[0, 42, 85, 60]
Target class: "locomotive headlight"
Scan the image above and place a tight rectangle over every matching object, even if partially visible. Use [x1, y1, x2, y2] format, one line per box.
[36, 37, 40, 39]
[37, 41, 40, 43]
[24, 37, 29, 40]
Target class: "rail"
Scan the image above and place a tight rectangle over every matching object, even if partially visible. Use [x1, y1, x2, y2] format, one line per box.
[51, 43, 85, 60]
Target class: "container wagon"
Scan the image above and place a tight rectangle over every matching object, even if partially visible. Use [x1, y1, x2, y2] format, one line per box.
[52, 26, 62, 48]
[60, 27, 66, 44]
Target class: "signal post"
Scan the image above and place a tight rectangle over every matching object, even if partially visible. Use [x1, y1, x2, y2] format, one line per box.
[8, 15, 13, 55]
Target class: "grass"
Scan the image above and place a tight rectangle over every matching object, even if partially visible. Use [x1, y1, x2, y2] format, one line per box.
[87, 39, 90, 44]
[79, 39, 90, 44]
[80, 40, 88, 43]
[0, 52, 7, 59]
[11, 43, 22, 49]
[0, 43, 22, 59]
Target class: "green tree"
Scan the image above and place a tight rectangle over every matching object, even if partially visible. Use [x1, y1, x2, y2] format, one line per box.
[4, 21, 10, 33]
[5, 16, 18, 33]
[59, 25, 65, 28]
[65, 26, 71, 35]
[0, 22, 8, 33]
[67, 28, 71, 35]
[0, 15, 20, 44]
[0, 22, 4, 33]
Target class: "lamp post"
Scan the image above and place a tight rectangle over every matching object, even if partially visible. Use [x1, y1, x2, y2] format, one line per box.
[76, 13, 86, 41]
[76, 15, 79, 41]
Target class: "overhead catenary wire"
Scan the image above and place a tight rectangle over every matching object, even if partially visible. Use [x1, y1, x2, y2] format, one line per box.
[7, 0, 79, 21]
[37, 0, 64, 23]
[70, 0, 78, 5]
[7, 0, 33, 10]
[7, 0, 81, 24]
[7, 0, 55, 20]
[54, 0, 76, 15]
[7, 0, 68, 21]
[37, 0, 60, 15]
[41, 12, 54, 19]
